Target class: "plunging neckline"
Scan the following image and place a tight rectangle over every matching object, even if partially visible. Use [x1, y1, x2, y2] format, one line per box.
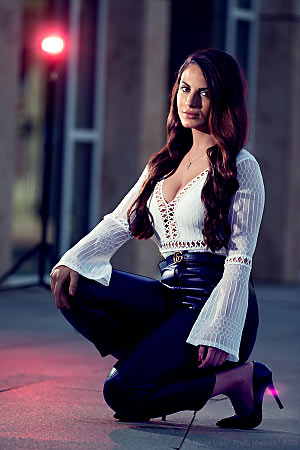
[160, 167, 209, 205]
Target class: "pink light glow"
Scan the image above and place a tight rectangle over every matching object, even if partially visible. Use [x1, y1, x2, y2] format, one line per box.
[41, 36, 64, 54]
[267, 387, 277, 396]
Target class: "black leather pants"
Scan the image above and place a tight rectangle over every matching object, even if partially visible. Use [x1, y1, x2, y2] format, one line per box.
[61, 252, 259, 419]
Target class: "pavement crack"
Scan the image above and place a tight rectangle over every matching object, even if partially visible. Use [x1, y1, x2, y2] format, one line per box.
[55, 386, 99, 392]
[175, 410, 197, 450]
[0, 379, 56, 393]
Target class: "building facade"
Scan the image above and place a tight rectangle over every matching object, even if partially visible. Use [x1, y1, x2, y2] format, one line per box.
[0, 0, 299, 284]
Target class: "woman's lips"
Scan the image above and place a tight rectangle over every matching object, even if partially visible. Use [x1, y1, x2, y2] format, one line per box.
[183, 111, 199, 119]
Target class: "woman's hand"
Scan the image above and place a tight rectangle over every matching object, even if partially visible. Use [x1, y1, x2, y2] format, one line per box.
[198, 345, 228, 369]
[50, 265, 79, 311]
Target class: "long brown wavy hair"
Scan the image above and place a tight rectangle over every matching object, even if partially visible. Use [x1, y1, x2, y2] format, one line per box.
[127, 48, 249, 252]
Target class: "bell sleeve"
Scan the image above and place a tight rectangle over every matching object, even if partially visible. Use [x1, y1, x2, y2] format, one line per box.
[52, 165, 149, 286]
[186, 157, 265, 362]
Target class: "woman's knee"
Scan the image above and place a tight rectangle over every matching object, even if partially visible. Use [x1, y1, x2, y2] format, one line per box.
[68, 276, 106, 311]
[103, 367, 121, 410]
[103, 366, 150, 414]
[103, 366, 136, 413]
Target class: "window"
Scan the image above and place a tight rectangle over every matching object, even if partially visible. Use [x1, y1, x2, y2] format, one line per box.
[225, 0, 259, 150]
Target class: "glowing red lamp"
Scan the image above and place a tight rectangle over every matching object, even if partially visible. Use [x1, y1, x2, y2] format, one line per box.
[41, 36, 64, 54]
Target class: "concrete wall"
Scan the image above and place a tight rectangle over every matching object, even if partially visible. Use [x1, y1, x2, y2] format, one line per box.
[253, 0, 300, 281]
[0, 1, 21, 276]
[102, 0, 171, 277]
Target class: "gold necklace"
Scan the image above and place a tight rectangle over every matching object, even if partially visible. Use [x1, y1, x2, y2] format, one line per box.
[186, 149, 207, 170]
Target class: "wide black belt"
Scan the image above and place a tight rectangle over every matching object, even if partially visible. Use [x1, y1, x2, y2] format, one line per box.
[158, 251, 226, 272]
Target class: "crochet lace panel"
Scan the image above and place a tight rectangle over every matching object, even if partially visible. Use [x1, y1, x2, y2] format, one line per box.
[225, 255, 252, 267]
[161, 240, 207, 251]
[155, 169, 209, 241]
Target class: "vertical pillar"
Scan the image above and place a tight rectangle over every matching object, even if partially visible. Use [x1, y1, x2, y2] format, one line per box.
[253, 0, 300, 281]
[102, 0, 171, 277]
[134, 0, 171, 277]
[100, 0, 145, 273]
[0, 1, 21, 276]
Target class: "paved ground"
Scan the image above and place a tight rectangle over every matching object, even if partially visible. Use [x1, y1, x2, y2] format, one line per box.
[0, 281, 299, 449]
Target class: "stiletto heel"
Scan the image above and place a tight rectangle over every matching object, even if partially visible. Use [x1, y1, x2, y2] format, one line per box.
[216, 361, 284, 429]
[268, 381, 284, 409]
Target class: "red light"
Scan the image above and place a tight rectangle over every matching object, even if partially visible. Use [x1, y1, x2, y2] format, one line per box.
[41, 36, 64, 54]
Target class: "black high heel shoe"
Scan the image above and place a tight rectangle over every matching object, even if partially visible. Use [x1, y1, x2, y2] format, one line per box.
[216, 361, 284, 429]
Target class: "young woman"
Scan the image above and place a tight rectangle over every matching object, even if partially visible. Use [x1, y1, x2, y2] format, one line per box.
[50, 49, 283, 428]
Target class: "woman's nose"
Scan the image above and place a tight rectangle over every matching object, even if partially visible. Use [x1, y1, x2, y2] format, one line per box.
[186, 91, 201, 108]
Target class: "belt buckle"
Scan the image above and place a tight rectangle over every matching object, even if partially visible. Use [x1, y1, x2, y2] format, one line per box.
[173, 251, 184, 264]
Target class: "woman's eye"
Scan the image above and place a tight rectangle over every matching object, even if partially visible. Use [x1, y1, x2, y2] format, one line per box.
[200, 90, 209, 97]
[180, 86, 189, 92]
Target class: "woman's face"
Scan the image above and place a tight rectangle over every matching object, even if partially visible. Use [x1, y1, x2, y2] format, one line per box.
[176, 64, 211, 132]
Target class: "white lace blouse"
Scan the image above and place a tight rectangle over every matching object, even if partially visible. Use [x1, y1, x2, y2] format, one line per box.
[53, 148, 265, 362]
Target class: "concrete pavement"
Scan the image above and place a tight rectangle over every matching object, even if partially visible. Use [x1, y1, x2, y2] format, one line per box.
[0, 282, 299, 449]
